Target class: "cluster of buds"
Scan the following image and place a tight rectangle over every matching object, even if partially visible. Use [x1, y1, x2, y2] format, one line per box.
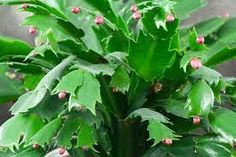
[130, 4, 141, 21]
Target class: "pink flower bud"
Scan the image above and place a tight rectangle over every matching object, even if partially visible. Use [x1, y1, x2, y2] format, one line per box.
[22, 3, 28, 10]
[196, 36, 205, 45]
[223, 12, 230, 18]
[95, 16, 104, 25]
[163, 139, 172, 145]
[193, 116, 201, 125]
[31, 52, 37, 57]
[112, 87, 119, 93]
[132, 11, 141, 21]
[153, 82, 162, 93]
[58, 147, 65, 155]
[166, 14, 175, 23]
[82, 146, 89, 151]
[190, 58, 202, 69]
[130, 4, 138, 13]
[71, 7, 80, 14]
[28, 27, 37, 34]
[32, 144, 39, 149]
[58, 91, 66, 99]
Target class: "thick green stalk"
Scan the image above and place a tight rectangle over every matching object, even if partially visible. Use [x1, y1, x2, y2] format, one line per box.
[117, 119, 134, 157]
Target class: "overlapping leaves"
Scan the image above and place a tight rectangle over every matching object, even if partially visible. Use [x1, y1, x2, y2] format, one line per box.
[129, 108, 179, 145]
[10, 56, 75, 114]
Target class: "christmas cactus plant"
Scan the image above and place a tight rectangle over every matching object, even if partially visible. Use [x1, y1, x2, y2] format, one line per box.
[1, 0, 236, 156]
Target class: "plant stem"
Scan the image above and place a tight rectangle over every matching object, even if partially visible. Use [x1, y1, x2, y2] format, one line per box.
[100, 77, 122, 118]
[117, 119, 134, 157]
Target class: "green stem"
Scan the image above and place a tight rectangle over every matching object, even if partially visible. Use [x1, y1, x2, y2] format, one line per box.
[100, 77, 122, 118]
[117, 120, 134, 157]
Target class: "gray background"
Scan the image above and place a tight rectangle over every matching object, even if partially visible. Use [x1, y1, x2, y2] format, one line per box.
[0, 0, 236, 123]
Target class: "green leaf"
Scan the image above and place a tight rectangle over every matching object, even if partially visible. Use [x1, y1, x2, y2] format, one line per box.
[0, 35, 32, 58]
[173, 0, 207, 20]
[206, 42, 236, 66]
[143, 136, 231, 157]
[105, 52, 127, 63]
[109, 66, 130, 93]
[129, 108, 179, 145]
[163, 54, 186, 83]
[0, 147, 45, 157]
[196, 140, 231, 157]
[190, 66, 222, 85]
[73, 60, 115, 76]
[10, 56, 76, 114]
[143, 13, 180, 39]
[22, 15, 81, 41]
[77, 110, 102, 128]
[29, 118, 62, 147]
[186, 80, 214, 117]
[205, 18, 236, 65]
[53, 70, 84, 95]
[209, 109, 236, 144]
[129, 108, 169, 124]
[164, 100, 188, 118]
[0, 75, 23, 104]
[189, 28, 207, 51]
[31, 94, 64, 120]
[77, 122, 96, 148]
[217, 18, 236, 42]
[58, 39, 104, 64]
[25, 44, 49, 60]
[128, 32, 176, 81]
[143, 137, 194, 157]
[128, 74, 151, 111]
[0, 114, 44, 150]
[141, 7, 166, 36]
[23, 74, 44, 90]
[57, 0, 117, 23]
[48, 0, 121, 53]
[69, 71, 102, 114]
[141, 0, 177, 33]
[64, 11, 103, 53]
[46, 29, 63, 55]
[10, 88, 47, 115]
[33, 55, 76, 91]
[0, 0, 66, 19]
[148, 120, 179, 145]
[195, 17, 226, 36]
[56, 118, 80, 148]
[0, 64, 8, 74]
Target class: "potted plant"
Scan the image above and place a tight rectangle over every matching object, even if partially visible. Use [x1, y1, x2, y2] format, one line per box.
[0, 0, 236, 156]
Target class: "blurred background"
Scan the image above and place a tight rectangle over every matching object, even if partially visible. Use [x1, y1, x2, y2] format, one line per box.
[0, 0, 236, 124]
